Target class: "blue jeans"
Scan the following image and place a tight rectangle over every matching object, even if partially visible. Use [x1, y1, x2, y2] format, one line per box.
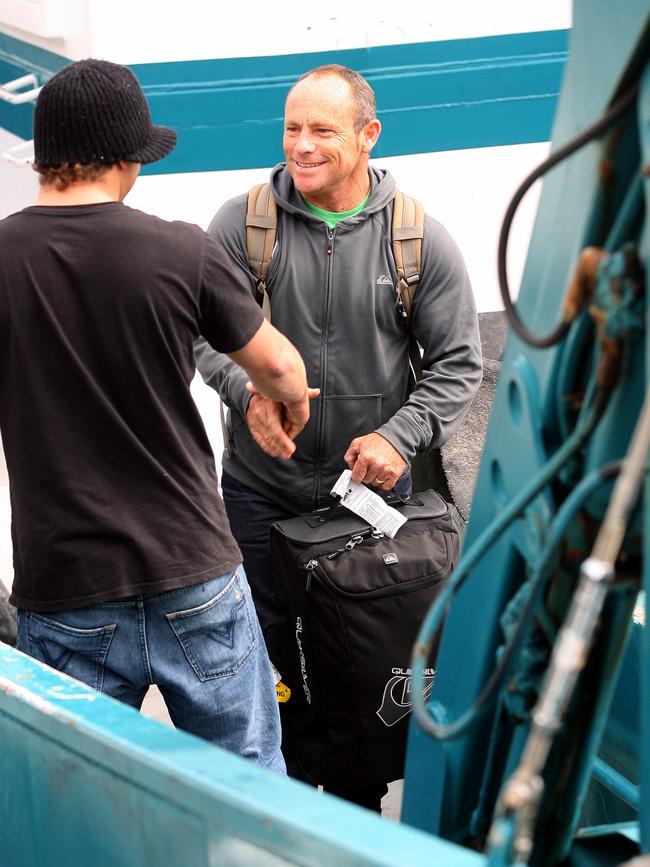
[17, 568, 285, 774]
[221, 472, 295, 672]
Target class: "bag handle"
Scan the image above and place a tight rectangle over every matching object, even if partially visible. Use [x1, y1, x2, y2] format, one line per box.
[301, 491, 421, 528]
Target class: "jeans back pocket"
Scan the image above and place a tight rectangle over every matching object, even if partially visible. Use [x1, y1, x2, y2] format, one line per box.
[165, 569, 257, 681]
[20, 611, 116, 693]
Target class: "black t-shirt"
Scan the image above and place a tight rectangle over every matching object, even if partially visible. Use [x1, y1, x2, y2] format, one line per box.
[0, 201, 264, 611]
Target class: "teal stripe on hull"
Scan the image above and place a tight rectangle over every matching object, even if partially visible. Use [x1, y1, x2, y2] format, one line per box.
[0, 29, 568, 174]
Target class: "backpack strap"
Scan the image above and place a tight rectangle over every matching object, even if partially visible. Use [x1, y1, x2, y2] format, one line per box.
[246, 182, 277, 320]
[392, 190, 452, 503]
[392, 188, 424, 380]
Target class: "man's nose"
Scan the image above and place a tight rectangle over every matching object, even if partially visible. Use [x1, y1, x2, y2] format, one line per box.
[296, 130, 315, 153]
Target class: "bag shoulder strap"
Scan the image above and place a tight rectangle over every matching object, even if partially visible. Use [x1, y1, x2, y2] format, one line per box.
[245, 182, 277, 320]
[393, 192, 454, 505]
[392, 188, 424, 380]
[392, 188, 424, 321]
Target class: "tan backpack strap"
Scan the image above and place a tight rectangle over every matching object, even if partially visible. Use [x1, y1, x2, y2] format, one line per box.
[392, 188, 424, 323]
[392, 189, 425, 380]
[245, 182, 277, 320]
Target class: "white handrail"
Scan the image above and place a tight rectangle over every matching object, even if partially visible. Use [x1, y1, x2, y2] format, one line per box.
[0, 74, 42, 105]
[2, 140, 34, 166]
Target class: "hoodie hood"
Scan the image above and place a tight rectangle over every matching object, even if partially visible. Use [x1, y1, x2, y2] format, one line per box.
[269, 163, 397, 221]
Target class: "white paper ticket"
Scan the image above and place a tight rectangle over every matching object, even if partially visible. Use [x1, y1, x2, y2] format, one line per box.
[330, 469, 407, 538]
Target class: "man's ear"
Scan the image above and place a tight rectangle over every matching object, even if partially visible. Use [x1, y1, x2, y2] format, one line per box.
[362, 119, 381, 153]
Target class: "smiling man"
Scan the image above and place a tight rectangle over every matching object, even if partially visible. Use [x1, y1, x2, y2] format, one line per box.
[194, 64, 482, 809]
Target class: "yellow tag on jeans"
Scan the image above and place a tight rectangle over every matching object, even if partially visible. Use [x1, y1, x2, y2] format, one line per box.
[276, 681, 291, 703]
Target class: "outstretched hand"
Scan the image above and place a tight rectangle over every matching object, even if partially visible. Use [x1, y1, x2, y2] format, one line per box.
[245, 384, 320, 460]
[343, 432, 406, 491]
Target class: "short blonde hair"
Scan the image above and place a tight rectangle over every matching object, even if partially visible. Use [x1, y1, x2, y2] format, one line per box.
[288, 65, 377, 131]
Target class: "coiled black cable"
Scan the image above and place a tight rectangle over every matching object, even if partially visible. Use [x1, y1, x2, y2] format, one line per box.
[498, 81, 639, 348]
[413, 458, 622, 742]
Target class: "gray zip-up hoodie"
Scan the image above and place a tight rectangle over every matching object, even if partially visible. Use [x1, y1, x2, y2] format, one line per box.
[195, 164, 482, 512]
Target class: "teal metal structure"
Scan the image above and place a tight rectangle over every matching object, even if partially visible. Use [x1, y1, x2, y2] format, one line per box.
[402, 1, 650, 865]
[0, 644, 482, 867]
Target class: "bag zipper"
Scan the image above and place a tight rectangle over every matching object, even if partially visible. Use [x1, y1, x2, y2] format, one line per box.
[300, 520, 456, 593]
[326, 528, 385, 560]
[303, 528, 385, 589]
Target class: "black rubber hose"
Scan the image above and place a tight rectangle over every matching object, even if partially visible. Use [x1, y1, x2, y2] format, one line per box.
[498, 82, 639, 348]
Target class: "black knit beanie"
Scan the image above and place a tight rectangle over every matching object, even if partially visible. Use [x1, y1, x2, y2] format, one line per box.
[33, 58, 177, 167]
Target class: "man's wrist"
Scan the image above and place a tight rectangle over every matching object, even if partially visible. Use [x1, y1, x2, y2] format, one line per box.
[284, 387, 308, 408]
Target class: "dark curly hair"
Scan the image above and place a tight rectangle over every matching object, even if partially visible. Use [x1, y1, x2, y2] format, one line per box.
[33, 162, 109, 191]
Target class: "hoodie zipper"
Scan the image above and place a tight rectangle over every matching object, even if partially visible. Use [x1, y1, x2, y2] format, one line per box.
[313, 225, 335, 507]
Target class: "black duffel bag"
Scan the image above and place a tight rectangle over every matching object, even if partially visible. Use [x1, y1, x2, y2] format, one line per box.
[269, 488, 459, 789]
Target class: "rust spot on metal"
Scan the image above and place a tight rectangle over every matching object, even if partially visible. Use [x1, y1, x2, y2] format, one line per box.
[562, 247, 607, 322]
[564, 548, 586, 561]
[599, 158, 614, 180]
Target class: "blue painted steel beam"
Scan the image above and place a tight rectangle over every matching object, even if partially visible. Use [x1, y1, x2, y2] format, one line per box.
[640, 58, 650, 857]
[0, 29, 567, 174]
[592, 758, 640, 810]
[0, 643, 485, 867]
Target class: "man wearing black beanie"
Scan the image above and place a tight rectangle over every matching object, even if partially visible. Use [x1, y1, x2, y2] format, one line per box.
[0, 58, 313, 773]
